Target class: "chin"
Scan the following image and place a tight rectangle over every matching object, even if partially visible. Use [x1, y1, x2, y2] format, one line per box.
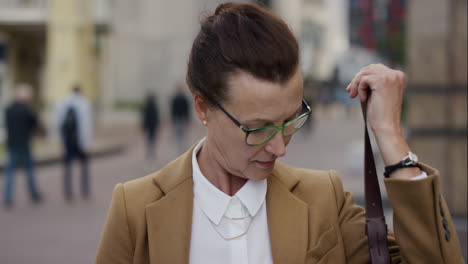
[247, 169, 272, 181]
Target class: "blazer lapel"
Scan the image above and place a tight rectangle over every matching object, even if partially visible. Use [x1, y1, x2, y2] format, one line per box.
[145, 180, 193, 264]
[267, 162, 309, 264]
[145, 146, 196, 264]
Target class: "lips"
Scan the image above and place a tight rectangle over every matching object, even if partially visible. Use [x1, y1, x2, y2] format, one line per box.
[256, 160, 275, 168]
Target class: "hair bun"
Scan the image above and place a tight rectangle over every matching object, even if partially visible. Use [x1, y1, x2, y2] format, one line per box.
[214, 3, 231, 16]
[201, 3, 232, 25]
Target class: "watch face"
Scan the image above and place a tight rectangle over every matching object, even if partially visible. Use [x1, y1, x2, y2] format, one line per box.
[409, 152, 418, 163]
[405, 152, 418, 164]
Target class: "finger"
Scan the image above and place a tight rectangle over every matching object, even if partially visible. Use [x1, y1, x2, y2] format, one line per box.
[357, 76, 373, 102]
[347, 71, 362, 98]
[346, 83, 355, 98]
[348, 77, 359, 98]
[348, 70, 370, 98]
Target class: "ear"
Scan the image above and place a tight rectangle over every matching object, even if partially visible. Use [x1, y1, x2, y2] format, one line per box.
[193, 94, 208, 123]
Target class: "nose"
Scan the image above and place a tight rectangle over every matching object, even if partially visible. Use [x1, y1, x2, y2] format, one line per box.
[265, 131, 287, 157]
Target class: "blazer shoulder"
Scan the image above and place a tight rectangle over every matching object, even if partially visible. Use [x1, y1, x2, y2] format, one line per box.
[115, 148, 194, 219]
[119, 171, 164, 211]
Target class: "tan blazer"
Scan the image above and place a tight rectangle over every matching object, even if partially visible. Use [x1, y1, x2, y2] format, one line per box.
[95, 145, 464, 264]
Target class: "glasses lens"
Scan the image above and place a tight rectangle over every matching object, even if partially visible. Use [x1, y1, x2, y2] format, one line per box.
[246, 127, 278, 145]
[283, 114, 309, 136]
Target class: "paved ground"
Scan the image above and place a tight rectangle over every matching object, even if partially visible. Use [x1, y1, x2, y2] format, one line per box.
[0, 104, 466, 263]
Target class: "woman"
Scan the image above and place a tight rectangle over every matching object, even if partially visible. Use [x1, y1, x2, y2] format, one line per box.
[96, 3, 463, 263]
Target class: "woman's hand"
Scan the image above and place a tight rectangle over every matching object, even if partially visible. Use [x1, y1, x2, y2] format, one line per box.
[346, 64, 421, 179]
[346, 63, 405, 136]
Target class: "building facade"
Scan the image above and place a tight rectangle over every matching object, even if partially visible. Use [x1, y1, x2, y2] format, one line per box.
[271, 0, 349, 81]
[103, 0, 248, 121]
[0, 0, 112, 140]
[406, 0, 467, 216]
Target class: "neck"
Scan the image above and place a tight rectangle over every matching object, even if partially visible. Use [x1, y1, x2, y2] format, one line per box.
[197, 141, 248, 196]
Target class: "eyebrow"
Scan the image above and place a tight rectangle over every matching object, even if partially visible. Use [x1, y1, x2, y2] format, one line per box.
[242, 103, 303, 126]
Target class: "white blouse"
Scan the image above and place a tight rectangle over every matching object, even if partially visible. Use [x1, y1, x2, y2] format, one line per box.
[189, 138, 273, 264]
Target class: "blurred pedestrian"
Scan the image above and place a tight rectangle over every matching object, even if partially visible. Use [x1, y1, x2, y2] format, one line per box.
[141, 93, 160, 159]
[3, 84, 43, 208]
[170, 85, 190, 154]
[56, 85, 92, 201]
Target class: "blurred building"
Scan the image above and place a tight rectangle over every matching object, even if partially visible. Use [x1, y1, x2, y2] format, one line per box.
[270, 0, 350, 81]
[406, 0, 467, 216]
[103, 0, 233, 122]
[46, 0, 112, 105]
[2, 0, 351, 126]
[349, 0, 406, 67]
[0, 0, 112, 140]
[105, 0, 351, 121]
[0, 0, 48, 123]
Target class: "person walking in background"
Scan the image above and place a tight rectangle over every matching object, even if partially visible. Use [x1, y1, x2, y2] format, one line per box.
[141, 93, 160, 159]
[56, 85, 92, 202]
[3, 84, 43, 208]
[170, 85, 190, 154]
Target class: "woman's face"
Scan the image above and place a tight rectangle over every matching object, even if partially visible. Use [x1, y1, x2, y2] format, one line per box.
[202, 68, 304, 181]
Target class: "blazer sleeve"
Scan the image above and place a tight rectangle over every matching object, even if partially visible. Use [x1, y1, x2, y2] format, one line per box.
[384, 163, 464, 264]
[95, 183, 134, 264]
[329, 171, 400, 264]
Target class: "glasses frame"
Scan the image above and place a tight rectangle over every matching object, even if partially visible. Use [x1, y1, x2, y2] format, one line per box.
[213, 98, 312, 146]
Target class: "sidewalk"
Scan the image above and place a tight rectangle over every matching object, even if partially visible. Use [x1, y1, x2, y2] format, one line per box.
[0, 122, 132, 171]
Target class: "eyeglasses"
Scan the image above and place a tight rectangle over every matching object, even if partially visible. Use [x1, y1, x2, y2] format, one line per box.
[213, 98, 312, 146]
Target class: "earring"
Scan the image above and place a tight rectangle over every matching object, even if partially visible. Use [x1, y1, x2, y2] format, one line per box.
[202, 120, 207, 125]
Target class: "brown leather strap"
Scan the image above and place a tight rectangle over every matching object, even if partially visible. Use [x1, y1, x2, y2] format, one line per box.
[361, 101, 391, 264]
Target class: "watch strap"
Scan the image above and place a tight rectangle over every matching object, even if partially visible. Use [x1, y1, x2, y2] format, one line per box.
[384, 163, 418, 178]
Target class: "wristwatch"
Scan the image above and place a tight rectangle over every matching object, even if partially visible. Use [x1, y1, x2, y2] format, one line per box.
[384, 151, 419, 178]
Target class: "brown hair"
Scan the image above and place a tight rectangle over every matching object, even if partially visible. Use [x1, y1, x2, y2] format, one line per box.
[186, 2, 299, 106]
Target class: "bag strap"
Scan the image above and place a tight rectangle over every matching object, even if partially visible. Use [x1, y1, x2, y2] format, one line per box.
[361, 101, 391, 264]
